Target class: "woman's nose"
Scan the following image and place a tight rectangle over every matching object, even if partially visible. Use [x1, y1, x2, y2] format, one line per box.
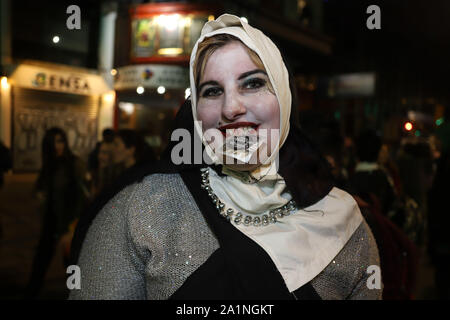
[222, 91, 246, 121]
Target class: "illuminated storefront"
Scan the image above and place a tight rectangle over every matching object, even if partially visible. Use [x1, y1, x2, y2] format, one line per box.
[129, 2, 215, 63]
[4, 62, 113, 171]
[114, 2, 217, 155]
[114, 63, 190, 154]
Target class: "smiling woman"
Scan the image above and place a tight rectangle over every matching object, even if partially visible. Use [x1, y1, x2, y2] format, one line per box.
[70, 14, 381, 300]
[195, 38, 279, 171]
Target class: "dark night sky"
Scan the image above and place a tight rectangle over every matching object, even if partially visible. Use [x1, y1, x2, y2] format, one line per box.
[9, 0, 450, 100]
[325, 0, 450, 70]
[321, 0, 450, 101]
[11, 0, 100, 68]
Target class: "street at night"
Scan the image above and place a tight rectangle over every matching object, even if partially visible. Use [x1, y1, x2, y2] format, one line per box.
[1, 0, 449, 306]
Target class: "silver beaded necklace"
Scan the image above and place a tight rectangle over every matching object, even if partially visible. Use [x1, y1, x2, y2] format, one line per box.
[200, 168, 298, 227]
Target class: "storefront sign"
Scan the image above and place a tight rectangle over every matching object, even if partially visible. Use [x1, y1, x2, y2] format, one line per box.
[10, 64, 111, 95]
[114, 64, 189, 90]
[32, 72, 90, 93]
[318, 73, 376, 97]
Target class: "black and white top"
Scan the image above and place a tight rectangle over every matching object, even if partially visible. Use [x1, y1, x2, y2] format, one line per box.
[69, 173, 382, 300]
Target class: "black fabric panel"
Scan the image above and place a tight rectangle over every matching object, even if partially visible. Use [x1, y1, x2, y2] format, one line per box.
[170, 245, 322, 300]
[292, 283, 322, 300]
[169, 249, 232, 300]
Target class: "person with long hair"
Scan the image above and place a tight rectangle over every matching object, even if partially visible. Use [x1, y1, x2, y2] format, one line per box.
[25, 127, 87, 299]
[70, 15, 381, 300]
[89, 140, 115, 198]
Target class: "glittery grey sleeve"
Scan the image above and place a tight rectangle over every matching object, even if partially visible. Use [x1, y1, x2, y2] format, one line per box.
[310, 220, 383, 300]
[68, 183, 147, 300]
[346, 220, 382, 300]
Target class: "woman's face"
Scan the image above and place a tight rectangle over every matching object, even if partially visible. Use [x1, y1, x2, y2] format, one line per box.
[196, 41, 280, 171]
[98, 142, 113, 168]
[113, 136, 132, 164]
[54, 134, 65, 157]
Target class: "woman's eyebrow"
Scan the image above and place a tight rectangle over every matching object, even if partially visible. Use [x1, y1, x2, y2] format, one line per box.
[198, 80, 219, 93]
[238, 69, 267, 80]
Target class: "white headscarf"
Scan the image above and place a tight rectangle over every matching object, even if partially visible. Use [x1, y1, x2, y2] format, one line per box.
[189, 14, 291, 179]
[189, 14, 363, 292]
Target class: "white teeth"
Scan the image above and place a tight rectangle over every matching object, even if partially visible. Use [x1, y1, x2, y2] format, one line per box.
[224, 126, 257, 137]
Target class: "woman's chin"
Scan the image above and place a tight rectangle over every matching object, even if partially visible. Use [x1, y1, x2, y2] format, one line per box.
[216, 146, 274, 172]
[224, 163, 260, 172]
[220, 153, 266, 172]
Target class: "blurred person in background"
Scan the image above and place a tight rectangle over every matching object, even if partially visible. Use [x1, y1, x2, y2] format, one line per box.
[87, 128, 115, 174]
[342, 135, 357, 178]
[377, 142, 422, 243]
[90, 141, 115, 198]
[429, 134, 442, 162]
[312, 122, 348, 189]
[378, 143, 402, 197]
[427, 137, 450, 299]
[397, 140, 434, 210]
[396, 139, 433, 245]
[89, 133, 116, 199]
[348, 129, 396, 214]
[24, 127, 88, 299]
[112, 129, 156, 178]
[347, 129, 419, 299]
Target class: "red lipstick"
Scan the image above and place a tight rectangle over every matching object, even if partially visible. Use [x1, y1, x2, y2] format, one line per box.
[218, 122, 258, 130]
[218, 122, 259, 137]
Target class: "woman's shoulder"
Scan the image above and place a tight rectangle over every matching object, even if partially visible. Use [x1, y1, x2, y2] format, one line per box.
[343, 219, 379, 265]
[141, 172, 185, 186]
[82, 172, 191, 251]
[92, 171, 211, 251]
[106, 172, 186, 210]
[99, 172, 192, 226]
[323, 187, 380, 274]
[137, 172, 189, 201]
[310, 218, 382, 299]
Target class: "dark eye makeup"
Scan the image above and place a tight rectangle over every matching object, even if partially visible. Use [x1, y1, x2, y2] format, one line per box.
[201, 86, 223, 98]
[200, 78, 268, 98]
[198, 70, 269, 99]
[242, 77, 267, 90]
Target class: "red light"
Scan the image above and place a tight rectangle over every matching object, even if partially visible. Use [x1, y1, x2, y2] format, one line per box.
[404, 122, 413, 131]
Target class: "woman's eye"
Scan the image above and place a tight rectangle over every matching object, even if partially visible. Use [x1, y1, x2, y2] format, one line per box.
[202, 87, 223, 97]
[242, 78, 266, 90]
